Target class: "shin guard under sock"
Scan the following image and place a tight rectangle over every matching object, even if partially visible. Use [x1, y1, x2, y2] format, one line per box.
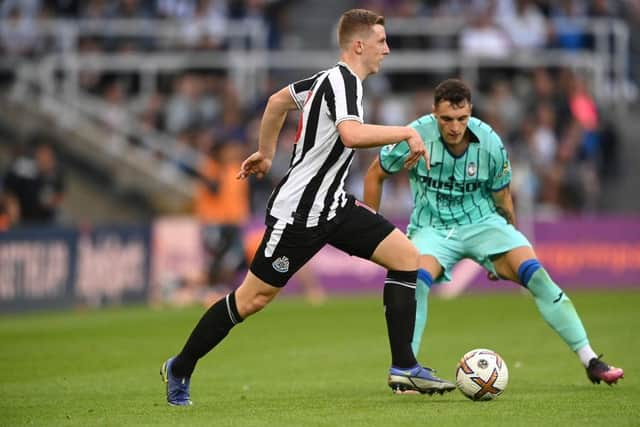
[520, 261, 589, 352]
[384, 270, 419, 368]
[171, 291, 243, 378]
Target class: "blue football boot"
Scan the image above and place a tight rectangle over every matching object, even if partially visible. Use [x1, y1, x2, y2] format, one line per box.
[388, 364, 456, 395]
[160, 357, 192, 406]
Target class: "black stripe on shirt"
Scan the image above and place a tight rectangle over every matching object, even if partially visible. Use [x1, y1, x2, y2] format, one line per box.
[293, 73, 320, 93]
[294, 137, 348, 224]
[319, 149, 355, 222]
[267, 78, 330, 213]
[339, 65, 359, 117]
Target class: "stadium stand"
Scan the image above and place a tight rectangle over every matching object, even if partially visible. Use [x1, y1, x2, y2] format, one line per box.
[0, 0, 639, 227]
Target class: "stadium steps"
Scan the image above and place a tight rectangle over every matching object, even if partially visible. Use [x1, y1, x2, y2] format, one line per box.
[0, 95, 193, 223]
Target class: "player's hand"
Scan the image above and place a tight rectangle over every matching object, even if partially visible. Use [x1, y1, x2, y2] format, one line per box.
[237, 151, 272, 180]
[404, 129, 429, 170]
[487, 272, 500, 281]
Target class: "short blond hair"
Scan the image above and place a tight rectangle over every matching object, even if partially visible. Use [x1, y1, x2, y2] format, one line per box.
[337, 9, 385, 50]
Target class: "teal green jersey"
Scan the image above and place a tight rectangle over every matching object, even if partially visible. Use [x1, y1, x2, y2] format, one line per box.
[379, 115, 511, 231]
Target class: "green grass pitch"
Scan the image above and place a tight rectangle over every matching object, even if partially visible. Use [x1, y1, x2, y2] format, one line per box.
[1, 290, 638, 426]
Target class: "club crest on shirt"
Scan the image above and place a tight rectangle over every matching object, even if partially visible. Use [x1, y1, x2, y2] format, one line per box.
[272, 256, 290, 273]
[467, 162, 477, 177]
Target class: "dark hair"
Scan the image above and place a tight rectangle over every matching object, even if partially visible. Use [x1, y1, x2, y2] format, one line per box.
[337, 9, 385, 49]
[433, 79, 471, 107]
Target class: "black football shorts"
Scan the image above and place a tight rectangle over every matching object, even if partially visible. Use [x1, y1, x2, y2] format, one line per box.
[250, 196, 395, 287]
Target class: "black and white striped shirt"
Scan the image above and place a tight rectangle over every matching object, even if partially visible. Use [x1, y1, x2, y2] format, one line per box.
[266, 62, 364, 228]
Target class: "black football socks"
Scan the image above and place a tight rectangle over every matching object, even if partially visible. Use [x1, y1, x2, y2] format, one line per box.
[171, 291, 243, 378]
[384, 270, 419, 368]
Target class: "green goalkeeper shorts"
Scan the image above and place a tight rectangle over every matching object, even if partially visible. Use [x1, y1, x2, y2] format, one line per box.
[408, 213, 531, 283]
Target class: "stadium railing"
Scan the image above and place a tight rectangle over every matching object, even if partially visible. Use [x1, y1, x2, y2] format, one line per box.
[0, 16, 632, 210]
[2, 17, 630, 103]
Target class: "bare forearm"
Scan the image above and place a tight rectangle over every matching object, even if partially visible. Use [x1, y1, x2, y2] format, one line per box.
[258, 107, 288, 160]
[363, 159, 388, 211]
[493, 188, 517, 226]
[340, 122, 415, 149]
[363, 174, 383, 211]
[496, 205, 516, 226]
[258, 88, 297, 160]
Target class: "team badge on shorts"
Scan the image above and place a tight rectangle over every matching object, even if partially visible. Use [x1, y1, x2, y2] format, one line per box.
[467, 162, 477, 176]
[272, 256, 290, 273]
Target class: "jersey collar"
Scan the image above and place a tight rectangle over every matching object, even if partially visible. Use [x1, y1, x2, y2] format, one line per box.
[437, 128, 480, 144]
[336, 61, 360, 81]
[467, 128, 480, 143]
[435, 127, 480, 159]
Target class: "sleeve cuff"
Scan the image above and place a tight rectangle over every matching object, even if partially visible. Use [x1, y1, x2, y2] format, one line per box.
[491, 181, 511, 192]
[335, 115, 363, 126]
[288, 84, 304, 110]
[378, 153, 394, 175]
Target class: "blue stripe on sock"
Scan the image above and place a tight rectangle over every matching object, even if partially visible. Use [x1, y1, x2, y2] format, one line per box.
[417, 268, 433, 288]
[517, 259, 541, 286]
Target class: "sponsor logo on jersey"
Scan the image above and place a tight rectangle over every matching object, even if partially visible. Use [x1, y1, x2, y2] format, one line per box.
[420, 176, 482, 192]
[497, 161, 511, 178]
[272, 256, 290, 273]
[502, 161, 510, 174]
[436, 193, 464, 206]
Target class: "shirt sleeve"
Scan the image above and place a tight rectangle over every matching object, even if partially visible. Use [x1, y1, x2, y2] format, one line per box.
[287, 72, 321, 110]
[379, 141, 410, 175]
[327, 67, 363, 125]
[489, 133, 512, 191]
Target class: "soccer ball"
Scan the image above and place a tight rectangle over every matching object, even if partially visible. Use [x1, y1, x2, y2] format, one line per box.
[455, 348, 509, 401]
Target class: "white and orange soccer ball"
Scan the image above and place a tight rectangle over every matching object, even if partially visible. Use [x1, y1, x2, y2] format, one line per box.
[455, 348, 509, 401]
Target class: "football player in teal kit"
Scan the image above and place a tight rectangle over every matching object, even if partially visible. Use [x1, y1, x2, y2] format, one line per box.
[364, 78, 623, 386]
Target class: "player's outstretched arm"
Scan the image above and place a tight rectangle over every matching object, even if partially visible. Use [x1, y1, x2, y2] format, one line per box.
[237, 87, 297, 180]
[338, 121, 428, 169]
[492, 186, 517, 226]
[363, 157, 390, 211]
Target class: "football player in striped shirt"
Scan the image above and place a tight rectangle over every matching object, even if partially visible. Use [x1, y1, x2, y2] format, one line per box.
[161, 9, 456, 406]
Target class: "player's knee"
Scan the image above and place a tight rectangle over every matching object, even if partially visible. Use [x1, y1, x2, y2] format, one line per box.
[374, 230, 419, 271]
[397, 242, 420, 270]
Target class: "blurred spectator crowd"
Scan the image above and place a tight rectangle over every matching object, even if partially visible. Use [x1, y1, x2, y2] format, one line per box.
[2, 0, 637, 303]
[0, 0, 292, 56]
[1, 0, 639, 231]
[361, 0, 639, 53]
[354, 0, 638, 217]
